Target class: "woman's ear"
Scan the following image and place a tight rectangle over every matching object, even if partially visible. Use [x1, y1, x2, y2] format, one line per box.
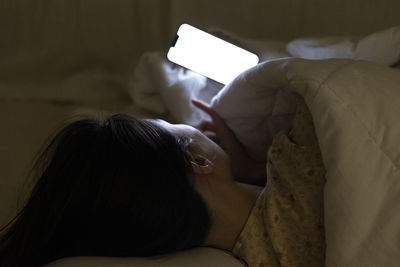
[189, 155, 214, 175]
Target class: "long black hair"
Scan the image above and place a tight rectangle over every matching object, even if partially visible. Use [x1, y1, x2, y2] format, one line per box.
[0, 114, 211, 267]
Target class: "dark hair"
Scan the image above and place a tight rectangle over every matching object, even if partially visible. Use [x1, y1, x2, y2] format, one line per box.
[0, 114, 211, 267]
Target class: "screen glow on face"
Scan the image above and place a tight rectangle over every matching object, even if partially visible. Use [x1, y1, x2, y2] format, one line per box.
[167, 24, 259, 85]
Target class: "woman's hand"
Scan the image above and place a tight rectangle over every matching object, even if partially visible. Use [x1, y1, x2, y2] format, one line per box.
[192, 99, 266, 185]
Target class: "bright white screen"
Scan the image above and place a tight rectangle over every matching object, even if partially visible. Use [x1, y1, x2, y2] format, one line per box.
[167, 24, 259, 85]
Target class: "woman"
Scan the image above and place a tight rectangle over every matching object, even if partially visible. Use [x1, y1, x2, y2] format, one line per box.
[0, 99, 326, 267]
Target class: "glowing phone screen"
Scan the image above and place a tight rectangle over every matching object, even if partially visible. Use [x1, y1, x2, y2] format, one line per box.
[167, 24, 259, 85]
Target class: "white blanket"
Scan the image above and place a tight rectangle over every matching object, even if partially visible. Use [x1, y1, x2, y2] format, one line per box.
[212, 58, 400, 267]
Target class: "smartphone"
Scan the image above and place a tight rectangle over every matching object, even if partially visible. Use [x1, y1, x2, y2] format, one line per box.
[167, 24, 259, 85]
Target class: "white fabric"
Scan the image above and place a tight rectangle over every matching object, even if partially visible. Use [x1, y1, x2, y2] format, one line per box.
[129, 52, 222, 124]
[287, 25, 400, 66]
[46, 248, 245, 267]
[211, 58, 400, 267]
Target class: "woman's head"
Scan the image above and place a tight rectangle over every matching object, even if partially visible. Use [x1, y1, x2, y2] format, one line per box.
[0, 114, 211, 266]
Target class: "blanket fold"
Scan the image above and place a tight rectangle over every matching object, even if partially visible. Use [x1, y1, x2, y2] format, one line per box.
[233, 102, 326, 267]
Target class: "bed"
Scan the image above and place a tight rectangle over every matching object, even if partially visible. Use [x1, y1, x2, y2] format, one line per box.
[1, 1, 399, 266]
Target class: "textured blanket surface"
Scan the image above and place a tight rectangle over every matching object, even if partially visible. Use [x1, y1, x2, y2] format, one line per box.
[233, 102, 326, 267]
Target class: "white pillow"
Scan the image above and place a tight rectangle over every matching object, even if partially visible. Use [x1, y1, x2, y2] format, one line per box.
[287, 25, 400, 66]
[45, 248, 245, 267]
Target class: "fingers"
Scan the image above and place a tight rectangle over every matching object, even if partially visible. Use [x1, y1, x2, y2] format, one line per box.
[191, 99, 223, 123]
[191, 99, 213, 115]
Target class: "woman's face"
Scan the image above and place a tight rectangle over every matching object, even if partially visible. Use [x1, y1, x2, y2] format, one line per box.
[150, 119, 232, 181]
